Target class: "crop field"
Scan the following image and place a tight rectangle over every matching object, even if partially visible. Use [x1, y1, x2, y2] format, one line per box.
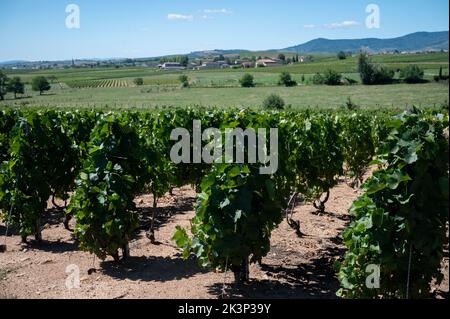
[66, 79, 131, 89]
[0, 52, 448, 110]
[0, 82, 447, 110]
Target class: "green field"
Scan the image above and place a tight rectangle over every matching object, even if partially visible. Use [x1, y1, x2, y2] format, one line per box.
[1, 82, 447, 110]
[1, 52, 448, 109]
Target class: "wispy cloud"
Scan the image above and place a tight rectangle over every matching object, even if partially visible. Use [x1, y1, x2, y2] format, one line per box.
[303, 24, 317, 29]
[167, 14, 194, 21]
[167, 9, 231, 22]
[325, 20, 360, 29]
[203, 8, 232, 14]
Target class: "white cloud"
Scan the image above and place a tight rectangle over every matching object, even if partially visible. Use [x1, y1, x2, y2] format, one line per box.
[325, 20, 360, 29]
[203, 8, 232, 14]
[167, 14, 194, 21]
[304, 24, 317, 29]
[201, 15, 214, 20]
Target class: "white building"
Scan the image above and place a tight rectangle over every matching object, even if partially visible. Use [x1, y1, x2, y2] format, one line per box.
[159, 62, 186, 70]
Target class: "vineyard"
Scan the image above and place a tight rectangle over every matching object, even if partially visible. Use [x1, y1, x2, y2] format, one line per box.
[66, 79, 131, 89]
[0, 106, 448, 299]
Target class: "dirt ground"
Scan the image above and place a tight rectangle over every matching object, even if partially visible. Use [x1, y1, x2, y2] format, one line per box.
[0, 176, 448, 299]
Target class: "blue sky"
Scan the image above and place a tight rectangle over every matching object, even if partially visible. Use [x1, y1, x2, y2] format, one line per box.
[0, 0, 448, 61]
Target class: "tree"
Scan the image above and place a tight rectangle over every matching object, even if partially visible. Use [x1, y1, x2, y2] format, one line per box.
[179, 55, 189, 67]
[357, 52, 375, 85]
[312, 73, 325, 85]
[434, 66, 449, 82]
[7, 77, 25, 99]
[133, 78, 144, 86]
[179, 75, 189, 88]
[214, 54, 225, 62]
[357, 52, 394, 85]
[262, 94, 285, 110]
[0, 71, 8, 100]
[239, 74, 255, 87]
[278, 72, 297, 87]
[323, 69, 342, 85]
[400, 65, 425, 84]
[32, 76, 51, 95]
[337, 51, 347, 60]
[160, 55, 189, 67]
[278, 53, 286, 63]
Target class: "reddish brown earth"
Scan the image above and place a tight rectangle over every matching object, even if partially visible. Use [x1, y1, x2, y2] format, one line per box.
[0, 178, 448, 299]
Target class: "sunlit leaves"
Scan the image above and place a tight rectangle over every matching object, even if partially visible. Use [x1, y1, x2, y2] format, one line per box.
[338, 108, 449, 299]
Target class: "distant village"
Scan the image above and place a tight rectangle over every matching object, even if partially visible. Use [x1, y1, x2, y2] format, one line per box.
[0, 54, 314, 71]
[157, 54, 314, 71]
[0, 49, 446, 71]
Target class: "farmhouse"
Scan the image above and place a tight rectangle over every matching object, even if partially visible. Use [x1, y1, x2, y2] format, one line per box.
[241, 61, 255, 68]
[159, 62, 186, 70]
[255, 58, 283, 68]
[196, 61, 230, 70]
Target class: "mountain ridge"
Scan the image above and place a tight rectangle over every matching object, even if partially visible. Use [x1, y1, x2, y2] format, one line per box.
[1, 31, 448, 64]
[282, 31, 449, 54]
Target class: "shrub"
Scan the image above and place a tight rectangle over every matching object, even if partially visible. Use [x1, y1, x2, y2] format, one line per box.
[262, 94, 285, 110]
[278, 72, 297, 87]
[323, 69, 342, 85]
[343, 97, 359, 111]
[239, 74, 255, 87]
[358, 52, 394, 85]
[312, 73, 324, 85]
[179, 75, 189, 88]
[133, 78, 144, 86]
[400, 65, 425, 83]
[373, 67, 395, 85]
[337, 51, 347, 60]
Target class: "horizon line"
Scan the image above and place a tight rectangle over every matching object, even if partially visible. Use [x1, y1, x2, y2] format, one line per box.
[1, 29, 448, 64]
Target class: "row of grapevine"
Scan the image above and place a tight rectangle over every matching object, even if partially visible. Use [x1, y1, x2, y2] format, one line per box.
[0, 111, 86, 241]
[173, 109, 395, 282]
[0, 107, 386, 242]
[0, 106, 447, 298]
[337, 108, 449, 298]
[66, 79, 131, 89]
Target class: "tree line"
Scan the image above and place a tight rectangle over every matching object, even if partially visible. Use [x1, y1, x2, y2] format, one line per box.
[0, 72, 52, 100]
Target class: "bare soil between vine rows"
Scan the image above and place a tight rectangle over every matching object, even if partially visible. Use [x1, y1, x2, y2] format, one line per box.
[0, 174, 448, 299]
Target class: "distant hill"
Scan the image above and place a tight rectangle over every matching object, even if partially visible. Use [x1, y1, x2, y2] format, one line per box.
[0, 60, 29, 65]
[186, 32, 448, 58]
[283, 31, 449, 54]
[1, 31, 448, 66]
[187, 49, 250, 58]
